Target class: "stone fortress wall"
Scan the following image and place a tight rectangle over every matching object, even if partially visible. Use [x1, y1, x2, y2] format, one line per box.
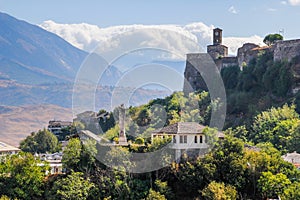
[184, 28, 300, 93]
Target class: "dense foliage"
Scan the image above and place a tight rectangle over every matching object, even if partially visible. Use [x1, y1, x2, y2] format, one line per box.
[0, 105, 299, 199]
[1, 51, 300, 199]
[20, 129, 60, 153]
[0, 152, 49, 199]
[221, 51, 296, 128]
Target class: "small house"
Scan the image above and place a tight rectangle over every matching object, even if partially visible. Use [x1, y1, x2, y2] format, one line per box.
[151, 122, 224, 161]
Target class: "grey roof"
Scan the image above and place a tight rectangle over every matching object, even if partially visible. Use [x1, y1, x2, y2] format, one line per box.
[282, 151, 300, 164]
[48, 120, 72, 127]
[153, 122, 225, 138]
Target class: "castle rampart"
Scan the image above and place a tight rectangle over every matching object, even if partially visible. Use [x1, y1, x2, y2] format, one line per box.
[184, 28, 300, 93]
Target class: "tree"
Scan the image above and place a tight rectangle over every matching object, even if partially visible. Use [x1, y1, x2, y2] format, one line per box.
[62, 138, 82, 171]
[20, 129, 60, 153]
[48, 171, 94, 200]
[0, 152, 49, 199]
[174, 156, 216, 198]
[146, 189, 166, 200]
[282, 182, 300, 200]
[154, 179, 174, 200]
[258, 171, 291, 199]
[134, 137, 145, 145]
[242, 144, 299, 199]
[250, 104, 300, 152]
[263, 33, 283, 46]
[59, 121, 85, 141]
[104, 146, 132, 172]
[210, 136, 247, 190]
[225, 125, 248, 142]
[201, 181, 237, 200]
[80, 139, 97, 174]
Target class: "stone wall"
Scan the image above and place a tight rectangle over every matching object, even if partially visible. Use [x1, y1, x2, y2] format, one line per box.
[185, 38, 300, 94]
[237, 43, 260, 67]
[274, 39, 300, 62]
[221, 56, 238, 68]
[183, 54, 212, 93]
[207, 44, 228, 60]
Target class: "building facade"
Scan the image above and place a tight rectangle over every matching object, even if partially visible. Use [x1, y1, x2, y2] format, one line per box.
[0, 141, 20, 156]
[48, 120, 72, 136]
[151, 122, 224, 161]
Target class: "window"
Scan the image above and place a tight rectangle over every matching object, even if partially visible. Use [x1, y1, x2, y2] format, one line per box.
[180, 136, 183, 143]
[200, 135, 203, 143]
[184, 135, 187, 143]
[194, 135, 197, 143]
[180, 135, 187, 143]
[173, 135, 176, 143]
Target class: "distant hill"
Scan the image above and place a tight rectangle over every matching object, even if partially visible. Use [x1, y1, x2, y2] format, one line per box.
[0, 80, 170, 109]
[0, 104, 72, 146]
[0, 12, 87, 84]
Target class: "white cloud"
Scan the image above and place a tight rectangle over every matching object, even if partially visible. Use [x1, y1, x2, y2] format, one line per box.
[281, 1, 287, 5]
[39, 21, 263, 58]
[267, 8, 277, 12]
[223, 36, 264, 56]
[228, 6, 238, 14]
[288, 0, 300, 5]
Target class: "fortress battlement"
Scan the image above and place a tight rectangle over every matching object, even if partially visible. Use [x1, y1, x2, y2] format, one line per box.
[184, 28, 300, 93]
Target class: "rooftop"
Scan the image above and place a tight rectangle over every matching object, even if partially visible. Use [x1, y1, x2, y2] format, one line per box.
[48, 120, 72, 127]
[153, 122, 225, 138]
[0, 141, 20, 152]
[282, 151, 300, 164]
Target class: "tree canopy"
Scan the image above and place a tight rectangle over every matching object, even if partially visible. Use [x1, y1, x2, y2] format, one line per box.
[20, 129, 60, 153]
[263, 33, 283, 46]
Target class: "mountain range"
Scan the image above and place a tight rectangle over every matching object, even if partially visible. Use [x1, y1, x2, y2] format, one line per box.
[0, 12, 88, 84]
[0, 12, 171, 145]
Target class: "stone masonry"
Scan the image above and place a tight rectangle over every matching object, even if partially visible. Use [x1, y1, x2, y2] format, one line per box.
[184, 28, 300, 93]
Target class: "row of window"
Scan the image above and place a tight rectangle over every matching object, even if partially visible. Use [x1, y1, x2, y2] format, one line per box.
[153, 135, 205, 144]
[172, 135, 204, 144]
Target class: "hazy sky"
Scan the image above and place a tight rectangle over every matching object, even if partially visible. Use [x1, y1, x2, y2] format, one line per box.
[1, 0, 300, 39]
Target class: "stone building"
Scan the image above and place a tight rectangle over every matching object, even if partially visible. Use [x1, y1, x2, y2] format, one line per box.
[273, 39, 300, 62]
[207, 28, 228, 60]
[184, 28, 239, 92]
[206, 28, 238, 69]
[48, 120, 72, 136]
[237, 43, 261, 67]
[184, 28, 300, 93]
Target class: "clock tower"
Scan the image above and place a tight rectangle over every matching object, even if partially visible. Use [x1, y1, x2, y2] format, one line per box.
[213, 28, 222, 45]
[207, 27, 228, 60]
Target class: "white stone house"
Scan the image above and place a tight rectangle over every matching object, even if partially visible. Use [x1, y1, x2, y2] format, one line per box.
[0, 141, 20, 156]
[151, 122, 224, 161]
[38, 152, 63, 174]
[282, 151, 300, 170]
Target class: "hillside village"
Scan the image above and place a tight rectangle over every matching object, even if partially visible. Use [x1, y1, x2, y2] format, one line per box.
[1, 27, 300, 199]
